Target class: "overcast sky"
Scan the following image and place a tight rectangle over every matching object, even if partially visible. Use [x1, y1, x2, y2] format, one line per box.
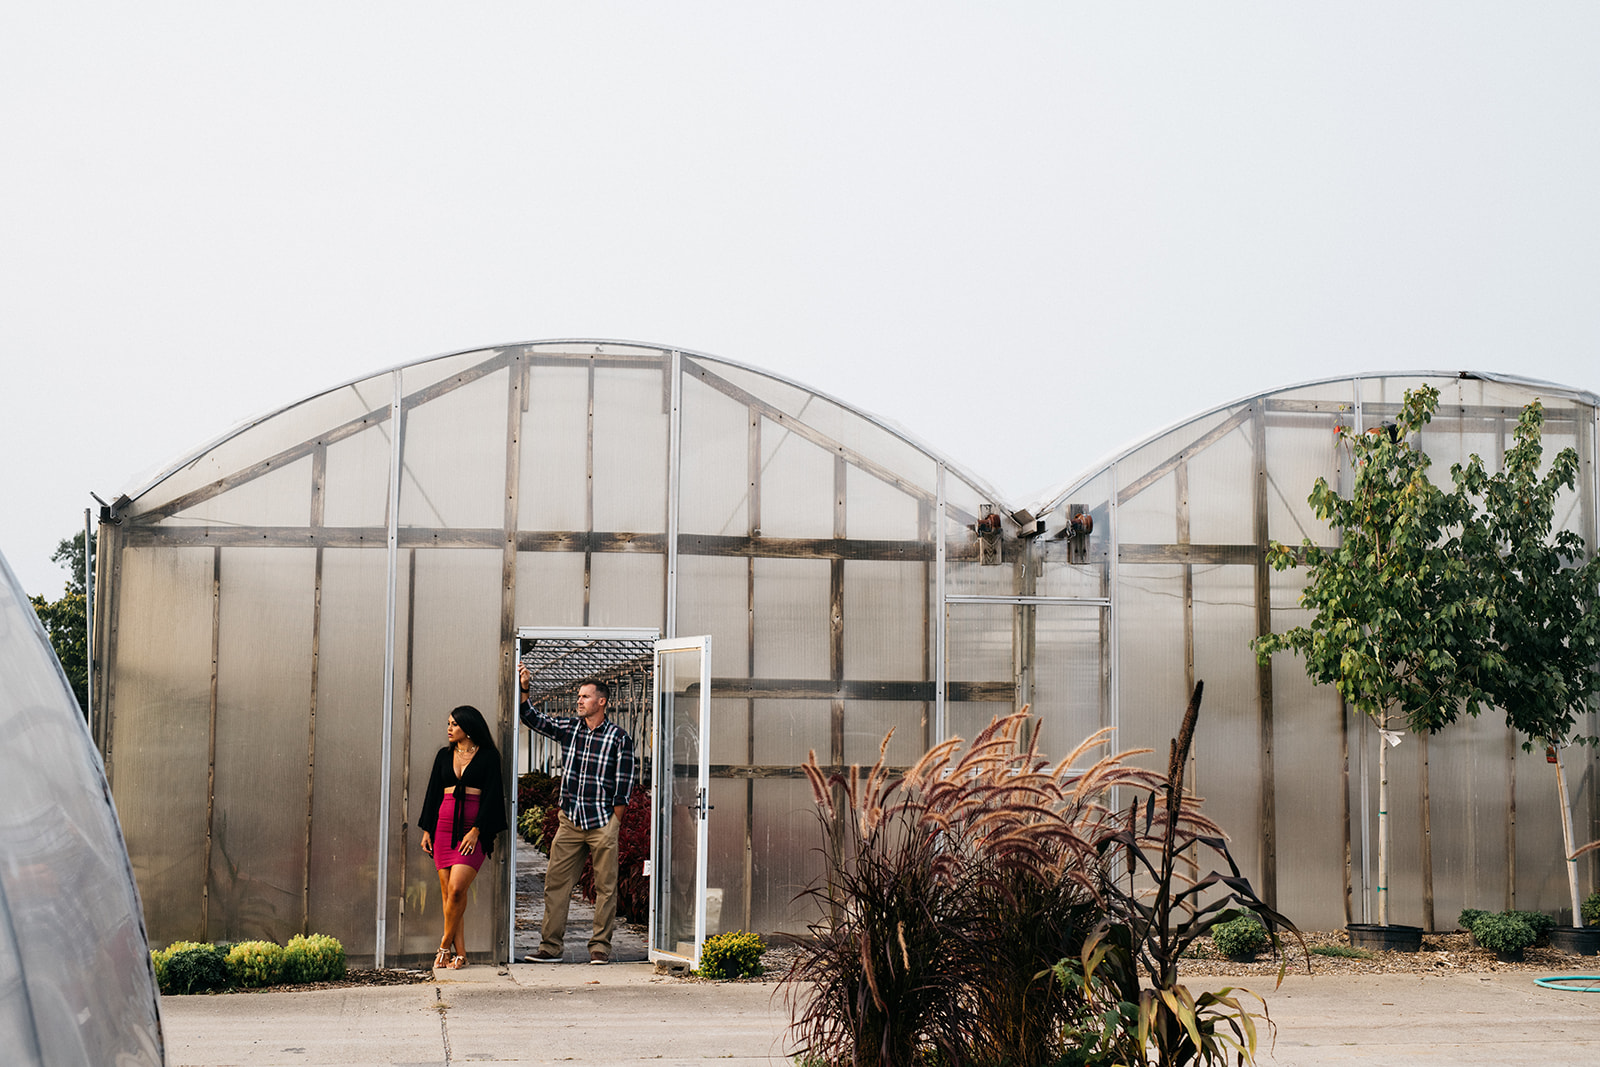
[5, 3, 1598, 598]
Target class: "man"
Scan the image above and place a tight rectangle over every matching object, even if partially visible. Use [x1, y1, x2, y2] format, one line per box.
[518, 665, 637, 964]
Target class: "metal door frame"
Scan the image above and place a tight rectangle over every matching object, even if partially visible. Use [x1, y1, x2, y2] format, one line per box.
[647, 634, 712, 967]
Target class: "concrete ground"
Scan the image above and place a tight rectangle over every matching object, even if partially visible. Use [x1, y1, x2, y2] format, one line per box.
[159, 964, 1600, 1066]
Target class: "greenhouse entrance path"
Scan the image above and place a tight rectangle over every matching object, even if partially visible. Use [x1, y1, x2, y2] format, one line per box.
[514, 834, 648, 964]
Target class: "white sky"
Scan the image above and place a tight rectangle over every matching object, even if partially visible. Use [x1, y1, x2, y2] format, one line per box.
[4, 3, 1598, 598]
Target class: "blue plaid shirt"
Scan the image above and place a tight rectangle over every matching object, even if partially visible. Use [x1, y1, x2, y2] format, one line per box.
[519, 700, 637, 831]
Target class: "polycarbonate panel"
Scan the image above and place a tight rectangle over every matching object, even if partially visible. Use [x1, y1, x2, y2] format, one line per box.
[168, 455, 313, 527]
[1423, 713, 1515, 925]
[845, 465, 923, 541]
[1028, 606, 1107, 754]
[752, 559, 830, 678]
[1115, 468, 1178, 545]
[210, 547, 317, 943]
[1511, 741, 1571, 917]
[322, 421, 393, 528]
[706, 778, 751, 935]
[1263, 413, 1342, 546]
[694, 357, 939, 493]
[1186, 420, 1255, 544]
[843, 559, 928, 682]
[679, 372, 752, 536]
[107, 546, 215, 945]
[945, 602, 1011, 683]
[400, 367, 509, 529]
[129, 376, 395, 518]
[842, 700, 926, 766]
[399, 549, 505, 960]
[307, 547, 393, 958]
[675, 555, 749, 679]
[1269, 659, 1347, 928]
[752, 699, 831, 766]
[1112, 565, 1187, 776]
[708, 697, 752, 767]
[520, 363, 589, 531]
[0, 552, 165, 1067]
[588, 552, 665, 630]
[401, 348, 505, 396]
[946, 700, 1010, 747]
[759, 418, 835, 539]
[515, 551, 586, 628]
[750, 777, 827, 934]
[594, 365, 669, 532]
[1185, 564, 1264, 889]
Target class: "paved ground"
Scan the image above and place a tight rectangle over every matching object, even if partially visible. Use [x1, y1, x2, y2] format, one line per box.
[513, 836, 647, 964]
[162, 838, 1600, 1065]
[159, 965, 1600, 1066]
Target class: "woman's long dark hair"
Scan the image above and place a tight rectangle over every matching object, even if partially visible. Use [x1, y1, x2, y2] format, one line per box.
[449, 704, 499, 762]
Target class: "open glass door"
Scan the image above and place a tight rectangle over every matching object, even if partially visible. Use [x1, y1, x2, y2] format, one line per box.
[648, 636, 711, 967]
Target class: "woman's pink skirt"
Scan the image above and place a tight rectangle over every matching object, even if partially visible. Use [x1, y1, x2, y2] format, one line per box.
[433, 792, 484, 872]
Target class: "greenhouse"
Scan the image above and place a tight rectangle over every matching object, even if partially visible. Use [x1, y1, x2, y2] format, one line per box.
[89, 342, 1600, 966]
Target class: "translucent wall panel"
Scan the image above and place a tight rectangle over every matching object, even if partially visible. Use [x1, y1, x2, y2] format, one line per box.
[1028, 606, 1107, 755]
[400, 367, 509, 529]
[706, 778, 750, 935]
[130, 376, 395, 517]
[1264, 412, 1341, 546]
[589, 553, 664, 630]
[842, 560, 928, 682]
[679, 373, 751, 536]
[1112, 565, 1188, 775]
[109, 546, 216, 945]
[842, 700, 926, 766]
[752, 699, 831, 766]
[708, 697, 751, 767]
[323, 423, 393, 528]
[676, 556, 749, 679]
[520, 363, 589, 531]
[593, 365, 668, 532]
[169, 456, 312, 527]
[398, 549, 505, 959]
[308, 547, 394, 957]
[515, 551, 586, 628]
[211, 547, 317, 943]
[1422, 714, 1515, 925]
[750, 778, 826, 934]
[759, 420, 835, 538]
[1116, 469, 1178, 545]
[945, 602, 1014, 742]
[752, 559, 830, 678]
[1185, 421, 1254, 545]
[845, 466, 922, 541]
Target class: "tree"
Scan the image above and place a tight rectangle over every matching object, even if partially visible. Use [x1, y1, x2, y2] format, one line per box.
[1456, 399, 1600, 926]
[29, 531, 95, 715]
[1253, 386, 1490, 926]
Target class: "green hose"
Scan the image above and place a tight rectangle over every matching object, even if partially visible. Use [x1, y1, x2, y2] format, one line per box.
[1534, 975, 1600, 992]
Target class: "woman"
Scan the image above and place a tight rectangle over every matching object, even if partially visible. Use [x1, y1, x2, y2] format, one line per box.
[418, 705, 506, 969]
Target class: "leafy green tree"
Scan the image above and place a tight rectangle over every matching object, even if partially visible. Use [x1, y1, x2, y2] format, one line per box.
[1254, 386, 1489, 926]
[29, 531, 94, 714]
[1457, 399, 1600, 925]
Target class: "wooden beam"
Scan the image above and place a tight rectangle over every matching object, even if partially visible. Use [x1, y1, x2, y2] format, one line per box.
[1118, 543, 1258, 566]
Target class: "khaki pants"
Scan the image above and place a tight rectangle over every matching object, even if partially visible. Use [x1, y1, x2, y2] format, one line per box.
[540, 811, 621, 956]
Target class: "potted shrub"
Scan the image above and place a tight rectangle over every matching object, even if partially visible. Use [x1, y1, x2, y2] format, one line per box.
[1471, 912, 1536, 963]
[1550, 889, 1600, 956]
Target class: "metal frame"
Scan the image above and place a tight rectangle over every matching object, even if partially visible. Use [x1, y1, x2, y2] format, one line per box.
[647, 635, 712, 968]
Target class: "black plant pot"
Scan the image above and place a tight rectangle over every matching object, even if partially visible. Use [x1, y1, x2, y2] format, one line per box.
[1347, 923, 1424, 953]
[1550, 926, 1600, 956]
[1495, 948, 1525, 963]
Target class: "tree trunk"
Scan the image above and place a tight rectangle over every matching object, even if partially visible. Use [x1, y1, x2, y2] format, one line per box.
[1554, 744, 1582, 927]
[1378, 717, 1390, 926]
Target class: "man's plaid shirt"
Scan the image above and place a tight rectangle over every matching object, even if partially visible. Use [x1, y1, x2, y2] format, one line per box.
[518, 700, 637, 831]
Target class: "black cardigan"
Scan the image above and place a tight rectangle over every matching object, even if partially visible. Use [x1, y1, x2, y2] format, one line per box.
[418, 745, 508, 857]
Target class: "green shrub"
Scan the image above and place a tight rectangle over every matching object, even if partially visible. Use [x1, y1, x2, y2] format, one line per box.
[1457, 907, 1486, 933]
[163, 943, 233, 995]
[1511, 910, 1556, 945]
[695, 930, 767, 979]
[282, 934, 346, 983]
[226, 940, 286, 988]
[151, 941, 206, 993]
[1211, 914, 1269, 960]
[1311, 945, 1373, 960]
[1471, 912, 1535, 954]
[1583, 891, 1600, 928]
[517, 805, 546, 847]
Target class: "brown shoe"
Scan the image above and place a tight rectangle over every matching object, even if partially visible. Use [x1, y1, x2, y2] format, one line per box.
[524, 950, 563, 963]
[588, 950, 609, 965]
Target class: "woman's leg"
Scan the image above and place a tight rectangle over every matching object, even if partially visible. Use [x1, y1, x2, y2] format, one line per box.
[435, 867, 453, 965]
[443, 863, 478, 964]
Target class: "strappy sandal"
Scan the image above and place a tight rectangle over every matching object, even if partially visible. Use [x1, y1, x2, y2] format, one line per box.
[447, 955, 467, 970]
[434, 947, 451, 969]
